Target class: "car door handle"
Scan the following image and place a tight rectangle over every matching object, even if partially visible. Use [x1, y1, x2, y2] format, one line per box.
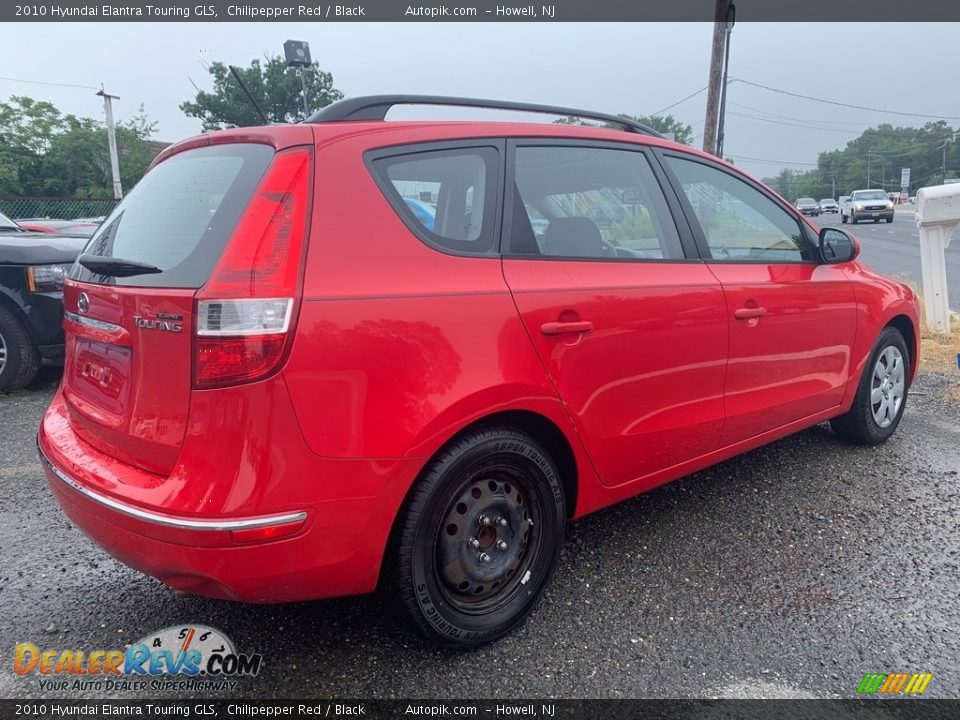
[734, 307, 767, 320]
[540, 320, 594, 336]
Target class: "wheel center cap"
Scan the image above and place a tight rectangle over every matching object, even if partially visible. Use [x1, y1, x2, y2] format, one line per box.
[477, 525, 497, 550]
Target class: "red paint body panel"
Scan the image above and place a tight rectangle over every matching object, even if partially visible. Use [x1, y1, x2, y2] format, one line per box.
[706, 262, 858, 445]
[38, 118, 922, 604]
[503, 259, 728, 489]
[61, 280, 196, 475]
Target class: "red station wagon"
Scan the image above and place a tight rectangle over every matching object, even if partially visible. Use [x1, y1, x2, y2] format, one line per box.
[39, 96, 920, 648]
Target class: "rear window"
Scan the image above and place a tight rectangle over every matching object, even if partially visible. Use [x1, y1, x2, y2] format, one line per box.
[71, 143, 273, 288]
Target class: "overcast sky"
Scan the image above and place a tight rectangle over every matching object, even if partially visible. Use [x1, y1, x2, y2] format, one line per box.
[3, 22, 959, 181]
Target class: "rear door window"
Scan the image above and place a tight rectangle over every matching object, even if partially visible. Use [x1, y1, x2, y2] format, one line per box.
[72, 143, 273, 288]
[509, 144, 683, 260]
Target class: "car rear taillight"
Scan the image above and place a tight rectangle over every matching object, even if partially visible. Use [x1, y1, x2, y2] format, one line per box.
[194, 147, 312, 389]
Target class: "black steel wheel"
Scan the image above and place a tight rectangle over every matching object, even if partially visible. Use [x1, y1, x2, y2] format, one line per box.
[393, 426, 566, 648]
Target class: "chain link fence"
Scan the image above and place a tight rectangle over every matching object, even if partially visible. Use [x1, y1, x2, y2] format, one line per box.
[0, 196, 119, 222]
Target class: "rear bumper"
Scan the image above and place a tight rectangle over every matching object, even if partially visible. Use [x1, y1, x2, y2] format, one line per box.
[38, 390, 424, 603]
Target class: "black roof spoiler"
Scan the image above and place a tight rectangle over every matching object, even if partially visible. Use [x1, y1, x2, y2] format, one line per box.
[306, 95, 666, 139]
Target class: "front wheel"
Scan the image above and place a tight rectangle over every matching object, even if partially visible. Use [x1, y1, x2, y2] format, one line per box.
[831, 327, 910, 445]
[393, 426, 566, 648]
[886, 216, 894, 223]
[841, 214, 848, 224]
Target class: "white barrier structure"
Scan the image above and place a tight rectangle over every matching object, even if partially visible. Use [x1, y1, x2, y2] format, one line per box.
[915, 183, 960, 333]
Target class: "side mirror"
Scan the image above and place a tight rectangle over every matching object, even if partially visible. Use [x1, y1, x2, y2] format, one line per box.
[819, 227, 859, 263]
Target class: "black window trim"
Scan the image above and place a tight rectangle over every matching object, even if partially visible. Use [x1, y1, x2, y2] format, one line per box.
[364, 138, 505, 259]
[652, 148, 820, 265]
[501, 138, 702, 264]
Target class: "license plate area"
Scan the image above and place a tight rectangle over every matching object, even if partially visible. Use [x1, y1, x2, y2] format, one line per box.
[68, 339, 132, 421]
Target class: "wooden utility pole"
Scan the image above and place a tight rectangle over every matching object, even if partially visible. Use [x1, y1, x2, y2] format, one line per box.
[702, 0, 728, 157]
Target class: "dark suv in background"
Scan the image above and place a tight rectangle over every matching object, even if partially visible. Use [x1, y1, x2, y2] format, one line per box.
[0, 211, 83, 391]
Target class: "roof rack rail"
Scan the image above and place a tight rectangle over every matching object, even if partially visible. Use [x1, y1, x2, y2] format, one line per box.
[306, 95, 666, 139]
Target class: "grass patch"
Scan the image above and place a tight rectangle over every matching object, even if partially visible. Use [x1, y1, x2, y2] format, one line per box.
[919, 314, 960, 404]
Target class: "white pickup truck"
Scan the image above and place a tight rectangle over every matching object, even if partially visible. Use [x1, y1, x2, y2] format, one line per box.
[841, 189, 895, 225]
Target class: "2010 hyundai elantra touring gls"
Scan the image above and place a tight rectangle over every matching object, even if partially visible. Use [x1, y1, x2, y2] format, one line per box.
[39, 96, 920, 648]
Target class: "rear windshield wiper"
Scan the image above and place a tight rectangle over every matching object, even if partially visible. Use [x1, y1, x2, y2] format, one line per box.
[78, 254, 162, 277]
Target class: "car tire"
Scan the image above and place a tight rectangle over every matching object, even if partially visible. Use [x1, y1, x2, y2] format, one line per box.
[831, 326, 910, 446]
[393, 425, 566, 649]
[886, 216, 894, 223]
[0, 305, 40, 393]
[850, 216, 858, 225]
[841, 214, 848, 224]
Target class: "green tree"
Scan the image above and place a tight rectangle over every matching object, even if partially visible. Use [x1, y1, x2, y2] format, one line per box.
[0, 96, 67, 195]
[619, 113, 694, 145]
[0, 95, 160, 198]
[42, 107, 158, 197]
[553, 112, 693, 145]
[181, 56, 344, 130]
[760, 121, 958, 201]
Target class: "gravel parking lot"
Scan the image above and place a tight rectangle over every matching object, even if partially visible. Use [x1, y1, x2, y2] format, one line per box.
[2, 367, 958, 699]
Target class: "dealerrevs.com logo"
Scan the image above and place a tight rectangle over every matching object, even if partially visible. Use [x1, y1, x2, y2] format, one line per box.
[14, 625, 262, 692]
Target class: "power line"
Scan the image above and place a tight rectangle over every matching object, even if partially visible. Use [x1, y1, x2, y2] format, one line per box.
[650, 86, 708, 116]
[727, 110, 861, 135]
[867, 143, 943, 158]
[0, 75, 100, 91]
[730, 77, 960, 121]
[727, 154, 819, 167]
[727, 100, 870, 126]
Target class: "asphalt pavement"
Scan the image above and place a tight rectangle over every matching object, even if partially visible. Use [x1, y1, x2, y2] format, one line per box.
[2, 367, 958, 700]
[813, 210, 960, 310]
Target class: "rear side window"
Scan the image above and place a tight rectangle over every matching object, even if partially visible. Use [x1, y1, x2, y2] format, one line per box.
[370, 146, 499, 254]
[72, 143, 273, 287]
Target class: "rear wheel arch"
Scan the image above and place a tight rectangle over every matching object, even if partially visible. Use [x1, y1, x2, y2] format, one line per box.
[473, 410, 578, 517]
[378, 409, 579, 589]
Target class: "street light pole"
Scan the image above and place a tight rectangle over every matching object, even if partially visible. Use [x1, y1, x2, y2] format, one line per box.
[97, 87, 122, 200]
[943, 135, 954, 184]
